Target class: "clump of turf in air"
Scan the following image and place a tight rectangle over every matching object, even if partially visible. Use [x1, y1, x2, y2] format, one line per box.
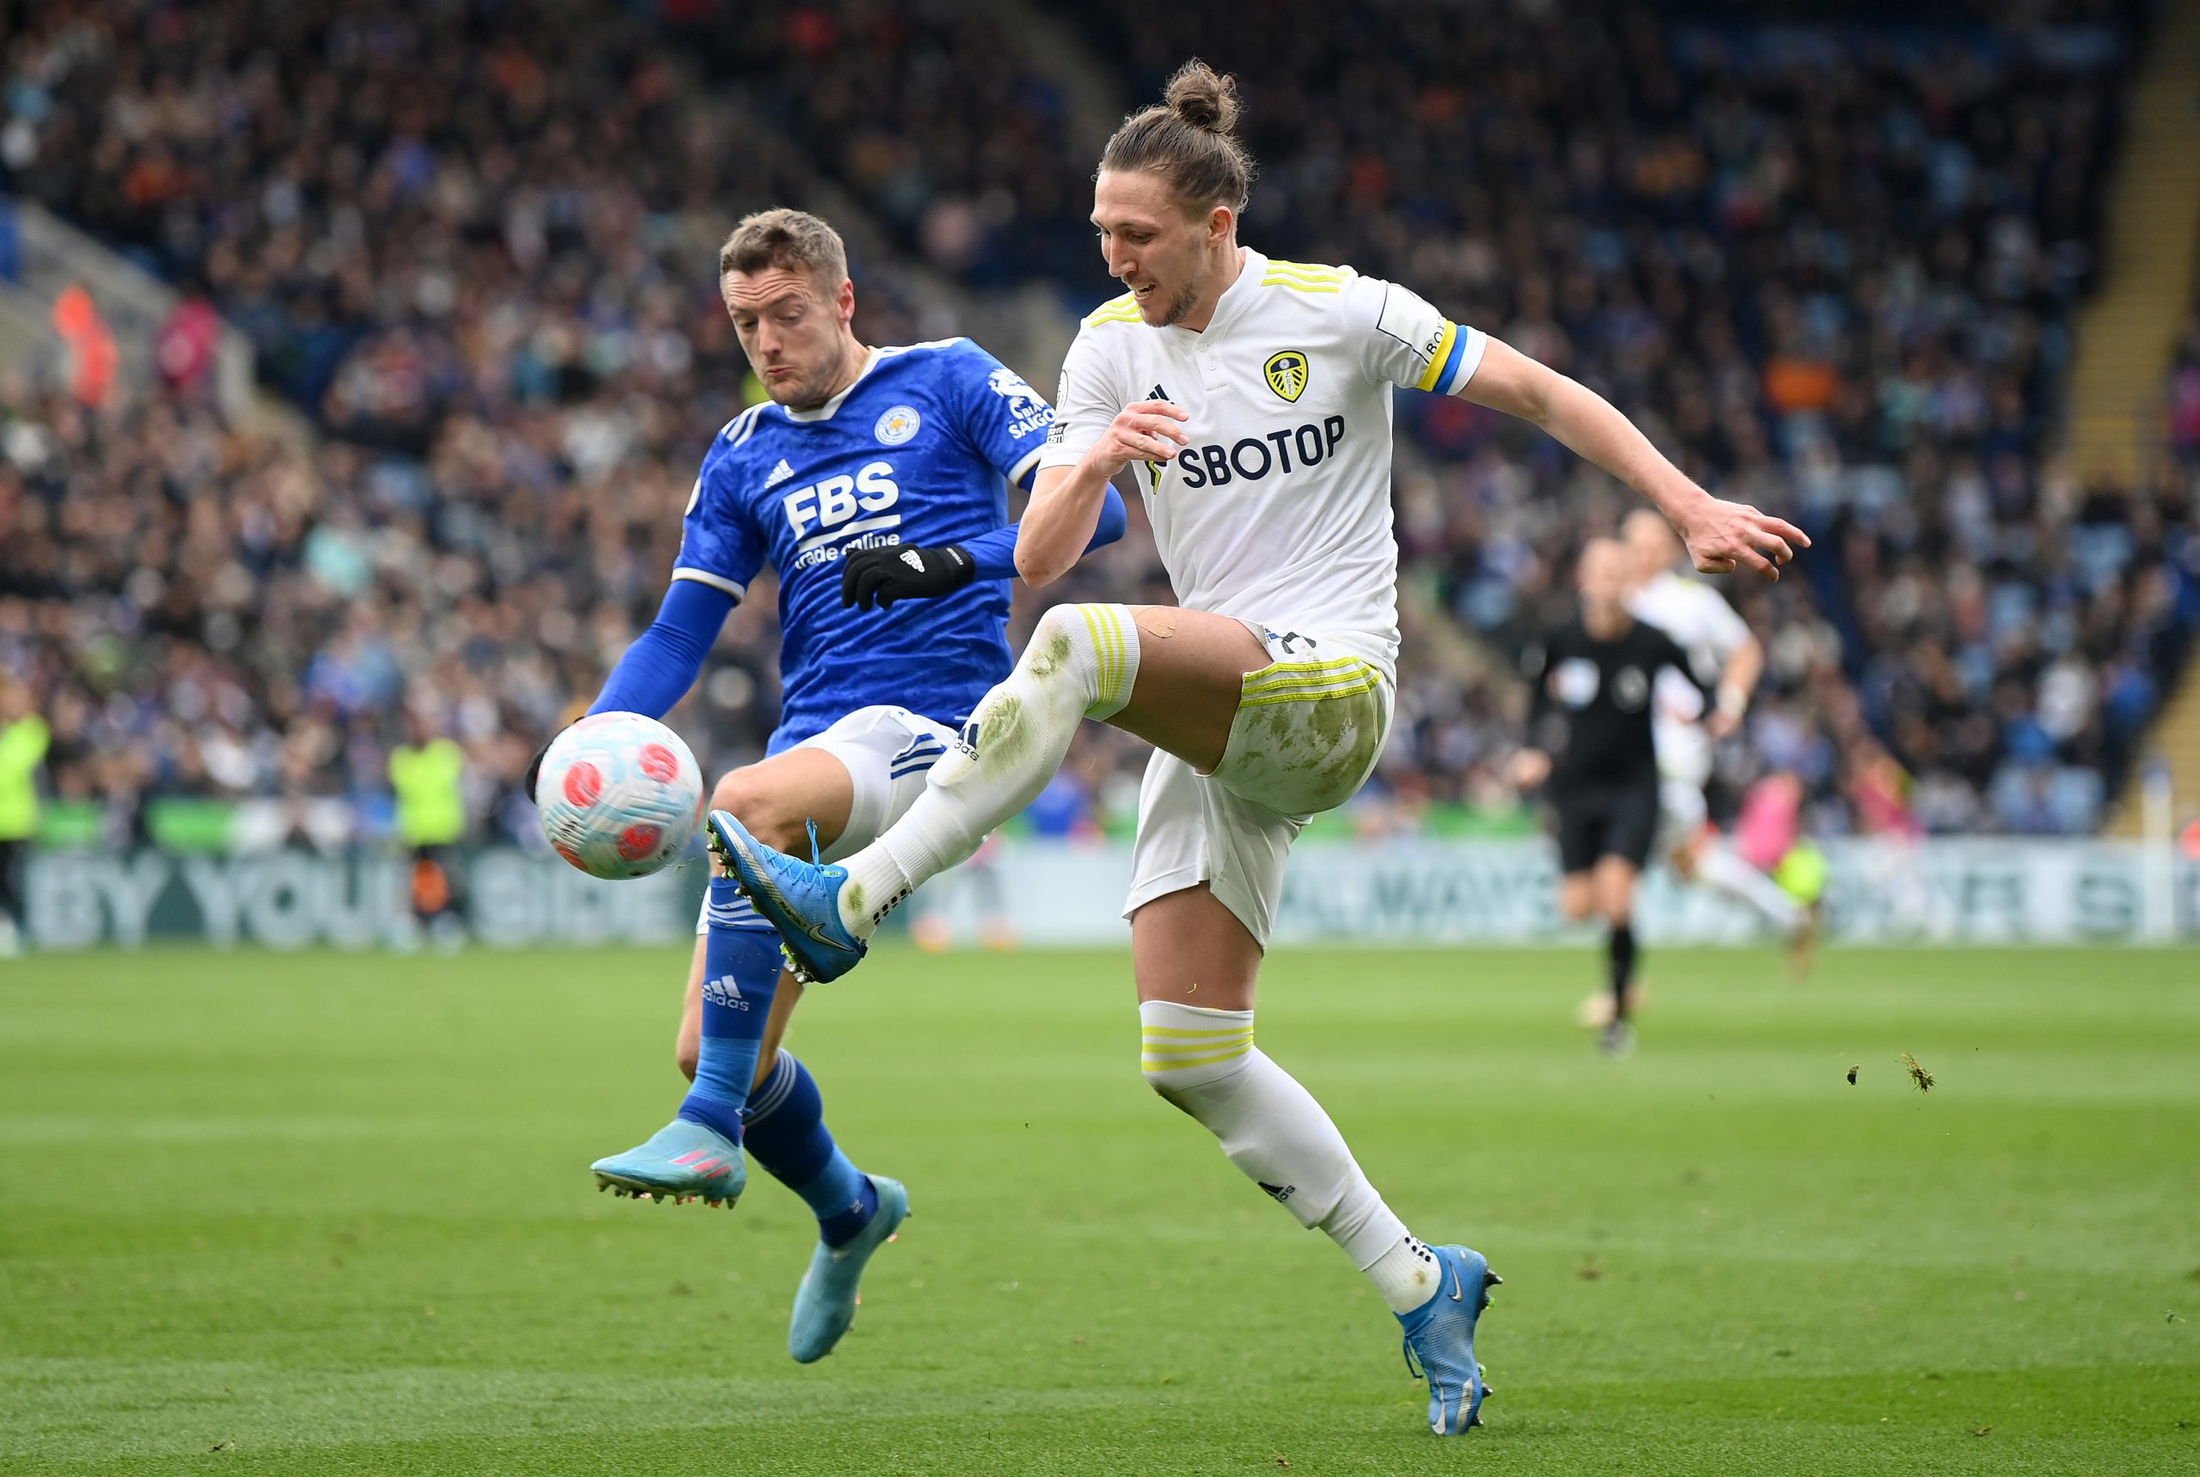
[1898, 1053, 1934, 1092]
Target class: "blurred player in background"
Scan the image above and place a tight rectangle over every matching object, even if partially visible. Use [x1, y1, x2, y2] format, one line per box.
[1846, 737, 1934, 937]
[532, 209, 1126, 1362]
[1511, 539, 1705, 1057]
[709, 63, 1805, 1433]
[388, 706, 468, 952]
[1619, 510, 1818, 978]
[0, 675, 48, 959]
[1729, 771, 1828, 977]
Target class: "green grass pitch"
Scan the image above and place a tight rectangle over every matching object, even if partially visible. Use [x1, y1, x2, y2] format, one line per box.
[3, 943, 2196, 1475]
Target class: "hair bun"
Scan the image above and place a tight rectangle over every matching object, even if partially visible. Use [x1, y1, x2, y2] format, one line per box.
[1164, 59, 1239, 134]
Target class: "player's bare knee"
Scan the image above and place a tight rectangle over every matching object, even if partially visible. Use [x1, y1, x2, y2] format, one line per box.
[712, 766, 806, 853]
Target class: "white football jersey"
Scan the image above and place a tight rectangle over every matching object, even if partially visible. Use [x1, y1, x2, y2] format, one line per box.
[1627, 569, 1751, 784]
[1036, 249, 1486, 679]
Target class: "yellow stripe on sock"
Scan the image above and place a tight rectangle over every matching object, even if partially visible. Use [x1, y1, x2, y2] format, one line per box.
[1140, 1036, 1255, 1055]
[1141, 1043, 1254, 1072]
[1108, 607, 1130, 703]
[1109, 607, 1131, 702]
[1140, 1026, 1256, 1040]
[1078, 605, 1124, 706]
[1077, 606, 1106, 699]
[1142, 1044, 1254, 1065]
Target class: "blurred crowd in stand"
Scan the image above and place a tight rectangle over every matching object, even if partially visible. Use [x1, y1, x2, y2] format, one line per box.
[0, 0, 2192, 852]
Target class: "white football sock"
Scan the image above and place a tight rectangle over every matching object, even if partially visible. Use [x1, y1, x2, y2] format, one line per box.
[1697, 844, 1805, 932]
[835, 603, 1139, 936]
[1139, 1001, 1419, 1307]
[1362, 1234, 1445, 1315]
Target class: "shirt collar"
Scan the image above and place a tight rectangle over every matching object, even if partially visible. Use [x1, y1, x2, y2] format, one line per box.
[1167, 247, 1261, 341]
[783, 347, 881, 423]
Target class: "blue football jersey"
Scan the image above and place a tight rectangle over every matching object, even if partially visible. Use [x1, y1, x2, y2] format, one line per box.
[671, 338, 1056, 751]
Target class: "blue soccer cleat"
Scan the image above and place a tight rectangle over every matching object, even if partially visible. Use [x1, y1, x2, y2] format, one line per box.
[705, 809, 867, 984]
[1398, 1244, 1501, 1435]
[590, 1118, 746, 1207]
[789, 1175, 910, 1363]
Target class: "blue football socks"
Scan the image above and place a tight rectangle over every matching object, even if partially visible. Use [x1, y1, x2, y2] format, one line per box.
[743, 1051, 880, 1247]
[675, 879, 781, 1141]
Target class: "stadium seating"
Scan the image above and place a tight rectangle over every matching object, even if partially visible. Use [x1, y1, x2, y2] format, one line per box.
[1, 0, 2191, 842]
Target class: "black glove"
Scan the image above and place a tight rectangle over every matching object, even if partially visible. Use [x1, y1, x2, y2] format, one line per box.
[840, 543, 976, 611]
[522, 724, 569, 805]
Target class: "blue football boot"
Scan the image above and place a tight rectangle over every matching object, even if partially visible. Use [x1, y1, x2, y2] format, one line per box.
[789, 1175, 910, 1363]
[590, 1118, 745, 1207]
[1398, 1244, 1501, 1434]
[705, 810, 867, 984]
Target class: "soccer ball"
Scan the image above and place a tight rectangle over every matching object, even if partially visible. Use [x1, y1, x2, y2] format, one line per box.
[536, 713, 706, 879]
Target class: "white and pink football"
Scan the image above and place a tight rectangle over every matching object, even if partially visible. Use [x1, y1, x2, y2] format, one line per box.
[535, 712, 705, 880]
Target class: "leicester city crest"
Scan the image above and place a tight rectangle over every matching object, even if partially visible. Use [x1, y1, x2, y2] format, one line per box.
[875, 404, 922, 445]
[1264, 350, 1309, 403]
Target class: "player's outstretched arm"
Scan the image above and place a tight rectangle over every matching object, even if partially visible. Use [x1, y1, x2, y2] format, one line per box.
[521, 579, 734, 800]
[588, 579, 736, 718]
[1462, 339, 1810, 582]
[1706, 634, 1764, 740]
[1016, 400, 1187, 588]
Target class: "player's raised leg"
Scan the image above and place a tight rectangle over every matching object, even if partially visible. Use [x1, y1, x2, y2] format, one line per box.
[711, 601, 1258, 980]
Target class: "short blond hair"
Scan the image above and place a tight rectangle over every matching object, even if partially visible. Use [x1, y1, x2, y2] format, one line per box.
[717, 208, 849, 286]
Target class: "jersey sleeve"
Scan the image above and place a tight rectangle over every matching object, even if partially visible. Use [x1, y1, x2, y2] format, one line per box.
[670, 437, 767, 600]
[941, 338, 1055, 490]
[586, 578, 735, 720]
[1034, 325, 1122, 474]
[1350, 275, 1487, 396]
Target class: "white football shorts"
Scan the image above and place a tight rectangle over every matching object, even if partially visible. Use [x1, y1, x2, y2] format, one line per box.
[1125, 624, 1394, 948]
[696, 704, 956, 933]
